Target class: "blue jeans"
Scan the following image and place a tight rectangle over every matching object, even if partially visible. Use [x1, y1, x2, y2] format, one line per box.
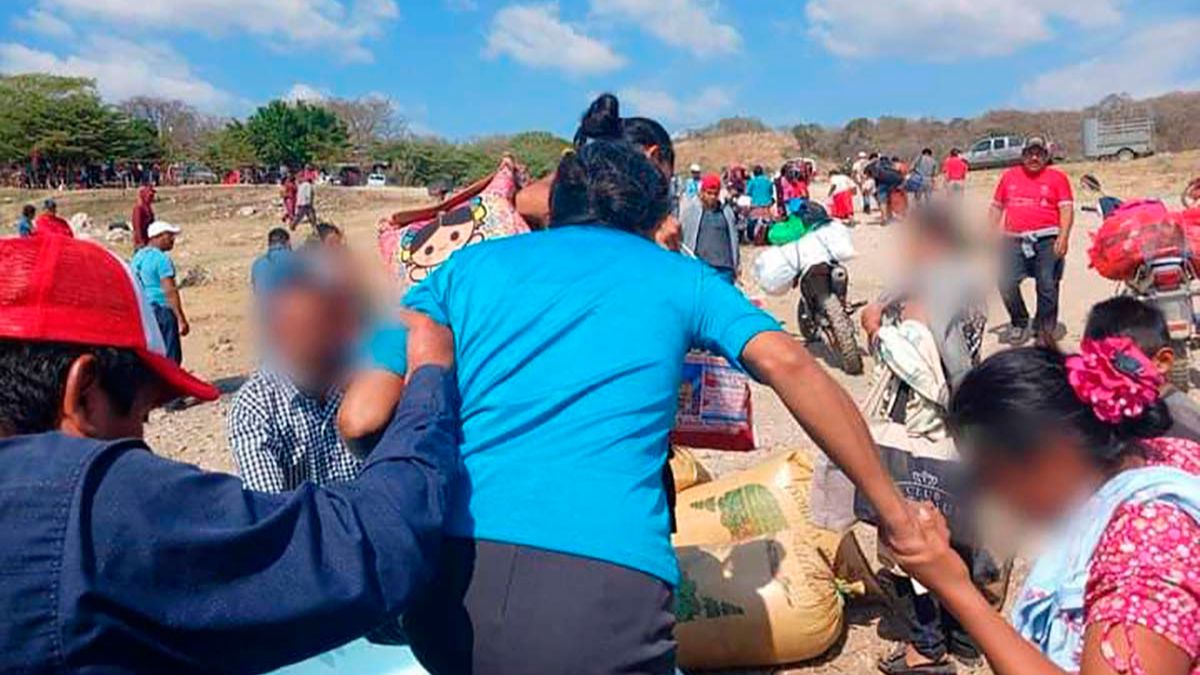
[1000, 236, 1063, 335]
[152, 304, 182, 364]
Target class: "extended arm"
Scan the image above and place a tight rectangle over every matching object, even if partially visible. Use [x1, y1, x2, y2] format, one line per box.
[741, 331, 918, 550]
[79, 366, 459, 673]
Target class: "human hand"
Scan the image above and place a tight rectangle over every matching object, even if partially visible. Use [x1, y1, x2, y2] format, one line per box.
[398, 309, 454, 374]
[890, 502, 971, 594]
[178, 317, 190, 337]
[1053, 234, 1069, 259]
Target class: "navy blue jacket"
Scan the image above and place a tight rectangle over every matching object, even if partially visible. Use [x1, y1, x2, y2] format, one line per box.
[0, 366, 458, 674]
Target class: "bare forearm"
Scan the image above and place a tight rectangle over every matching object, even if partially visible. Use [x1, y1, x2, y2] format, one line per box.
[1059, 205, 1074, 233]
[937, 582, 1067, 675]
[745, 332, 907, 527]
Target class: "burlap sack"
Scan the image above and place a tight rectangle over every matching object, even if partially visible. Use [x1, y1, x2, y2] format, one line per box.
[674, 530, 844, 669]
[673, 451, 822, 548]
[669, 447, 712, 493]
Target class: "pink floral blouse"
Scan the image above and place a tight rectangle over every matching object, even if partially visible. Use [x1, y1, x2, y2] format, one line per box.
[1085, 437, 1200, 674]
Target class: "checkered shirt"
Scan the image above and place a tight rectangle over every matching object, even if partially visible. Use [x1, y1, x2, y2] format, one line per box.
[227, 368, 362, 493]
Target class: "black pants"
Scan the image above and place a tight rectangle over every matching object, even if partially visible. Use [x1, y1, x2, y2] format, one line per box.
[404, 539, 677, 675]
[894, 543, 1003, 661]
[999, 236, 1063, 335]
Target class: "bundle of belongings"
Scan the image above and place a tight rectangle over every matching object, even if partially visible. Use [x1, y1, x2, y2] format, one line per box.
[670, 451, 867, 670]
[766, 198, 832, 246]
[1087, 199, 1200, 281]
[377, 156, 531, 286]
[752, 221, 857, 296]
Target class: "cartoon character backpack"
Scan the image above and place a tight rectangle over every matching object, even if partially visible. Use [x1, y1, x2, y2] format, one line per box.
[377, 156, 531, 285]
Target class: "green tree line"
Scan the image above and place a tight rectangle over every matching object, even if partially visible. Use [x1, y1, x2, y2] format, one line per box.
[2, 73, 569, 187]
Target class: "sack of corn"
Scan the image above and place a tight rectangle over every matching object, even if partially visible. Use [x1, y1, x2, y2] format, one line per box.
[669, 446, 712, 493]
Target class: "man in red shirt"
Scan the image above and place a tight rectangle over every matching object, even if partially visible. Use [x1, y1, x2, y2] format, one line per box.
[33, 199, 74, 238]
[990, 137, 1073, 344]
[942, 148, 969, 201]
[131, 185, 156, 249]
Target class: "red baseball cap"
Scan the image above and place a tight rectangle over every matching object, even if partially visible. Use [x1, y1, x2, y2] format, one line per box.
[700, 173, 722, 192]
[0, 236, 219, 402]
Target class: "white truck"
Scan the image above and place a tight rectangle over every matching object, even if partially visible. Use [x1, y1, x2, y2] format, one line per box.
[1083, 115, 1155, 161]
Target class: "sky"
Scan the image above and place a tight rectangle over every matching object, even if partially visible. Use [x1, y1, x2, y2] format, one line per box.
[3, 0, 1199, 140]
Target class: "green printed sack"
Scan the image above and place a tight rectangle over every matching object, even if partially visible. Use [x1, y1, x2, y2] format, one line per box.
[674, 531, 844, 669]
[672, 451, 818, 548]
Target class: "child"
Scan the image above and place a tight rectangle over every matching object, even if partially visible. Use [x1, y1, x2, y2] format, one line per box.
[1084, 296, 1200, 443]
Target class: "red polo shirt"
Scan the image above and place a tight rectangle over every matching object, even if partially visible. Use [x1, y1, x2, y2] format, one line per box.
[33, 213, 74, 238]
[992, 166, 1073, 234]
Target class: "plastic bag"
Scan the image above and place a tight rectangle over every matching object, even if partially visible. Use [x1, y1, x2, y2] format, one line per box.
[671, 352, 756, 452]
[751, 244, 801, 295]
[1087, 199, 1178, 281]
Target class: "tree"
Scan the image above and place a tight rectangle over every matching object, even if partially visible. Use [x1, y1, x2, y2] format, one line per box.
[244, 100, 350, 168]
[118, 96, 221, 161]
[321, 95, 406, 157]
[0, 74, 162, 171]
[203, 121, 257, 173]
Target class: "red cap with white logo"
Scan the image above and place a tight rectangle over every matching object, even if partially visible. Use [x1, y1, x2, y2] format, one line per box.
[0, 236, 219, 401]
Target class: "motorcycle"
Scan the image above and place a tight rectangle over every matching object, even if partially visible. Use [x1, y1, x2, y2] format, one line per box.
[1082, 174, 1199, 390]
[796, 260, 864, 375]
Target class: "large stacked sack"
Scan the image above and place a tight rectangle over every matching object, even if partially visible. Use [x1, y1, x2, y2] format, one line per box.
[672, 452, 847, 670]
[1087, 200, 1180, 280]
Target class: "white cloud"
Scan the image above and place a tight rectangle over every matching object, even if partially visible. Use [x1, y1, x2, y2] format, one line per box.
[485, 4, 625, 76]
[0, 37, 237, 112]
[805, 0, 1122, 60]
[284, 83, 329, 103]
[14, 9, 75, 38]
[1019, 19, 1200, 109]
[31, 0, 399, 63]
[590, 0, 740, 57]
[619, 85, 733, 126]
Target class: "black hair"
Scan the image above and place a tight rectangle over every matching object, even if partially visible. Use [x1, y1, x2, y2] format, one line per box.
[267, 227, 291, 247]
[1084, 297, 1170, 357]
[753, 165, 764, 176]
[949, 148, 961, 157]
[316, 222, 342, 242]
[22, 204, 36, 218]
[574, 94, 675, 173]
[948, 346, 1171, 468]
[549, 140, 670, 235]
[0, 340, 154, 437]
[922, 148, 933, 155]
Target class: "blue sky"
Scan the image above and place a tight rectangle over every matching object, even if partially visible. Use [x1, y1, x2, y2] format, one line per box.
[4, 0, 1199, 139]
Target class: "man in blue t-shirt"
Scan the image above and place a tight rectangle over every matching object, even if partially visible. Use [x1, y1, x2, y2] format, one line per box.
[131, 222, 188, 363]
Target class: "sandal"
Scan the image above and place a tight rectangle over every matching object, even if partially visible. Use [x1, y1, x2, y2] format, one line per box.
[878, 643, 957, 675]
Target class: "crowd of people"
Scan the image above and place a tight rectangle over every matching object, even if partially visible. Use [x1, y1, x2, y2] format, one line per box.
[0, 91, 1198, 675]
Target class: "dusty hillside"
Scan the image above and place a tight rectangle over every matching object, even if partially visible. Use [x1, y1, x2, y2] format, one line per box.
[676, 131, 800, 173]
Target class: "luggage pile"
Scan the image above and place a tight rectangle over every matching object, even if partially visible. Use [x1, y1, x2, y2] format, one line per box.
[669, 452, 851, 670]
[1087, 200, 1200, 280]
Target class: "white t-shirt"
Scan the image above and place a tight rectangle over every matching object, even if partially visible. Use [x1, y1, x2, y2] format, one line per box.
[297, 181, 314, 207]
[830, 174, 856, 195]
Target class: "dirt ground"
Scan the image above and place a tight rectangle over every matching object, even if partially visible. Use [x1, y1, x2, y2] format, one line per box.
[3, 150, 1197, 674]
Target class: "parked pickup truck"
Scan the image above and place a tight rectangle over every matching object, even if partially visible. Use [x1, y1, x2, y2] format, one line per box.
[962, 134, 1061, 170]
[1083, 115, 1154, 161]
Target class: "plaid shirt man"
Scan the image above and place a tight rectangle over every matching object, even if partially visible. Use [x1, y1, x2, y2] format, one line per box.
[228, 368, 361, 492]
